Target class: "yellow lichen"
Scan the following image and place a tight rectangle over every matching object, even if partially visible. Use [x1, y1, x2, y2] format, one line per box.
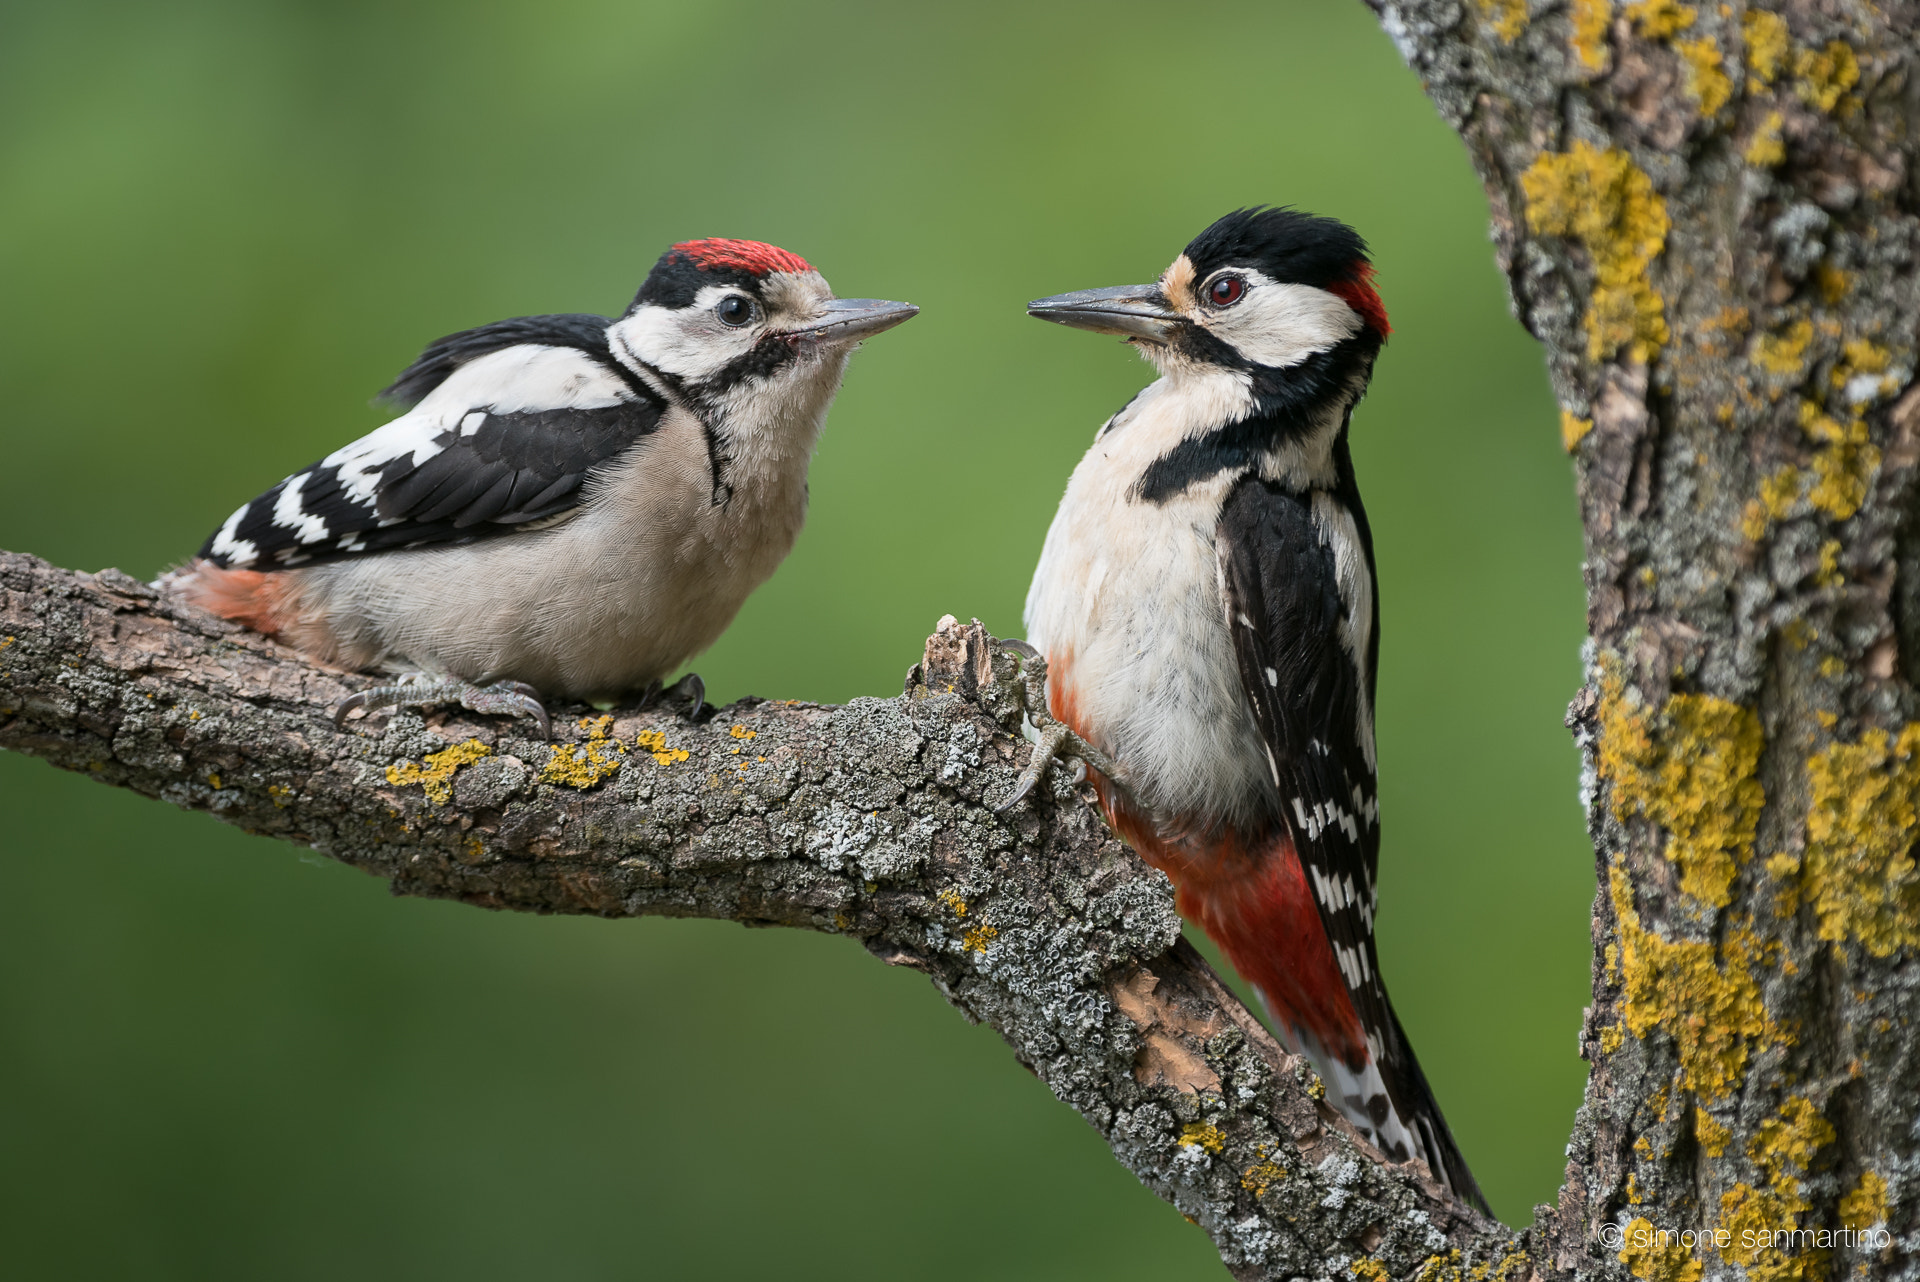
[1624, 0, 1694, 38]
[1241, 1148, 1286, 1195]
[1754, 320, 1814, 375]
[1799, 399, 1850, 445]
[1803, 725, 1920, 958]
[1476, 0, 1528, 41]
[1562, 410, 1596, 451]
[1796, 40, 1860, 114]
[1178, 1121, 1225, 1153]
[1611, 865, 1782, 1100]
[1468, 1250, 1531, 1282]
[1842, 339, 1891, 374]
[387, 738, 493, 805]
[1677, 36, 1732, 113]
[634, 728, 690, 766]
[1808, 440, 1879, 519]
[1742, 464, 1805, 539]
[1743, 9, 1789, 83]
[1522, 142, 1671, 363]
[1572, 0, 1613, 71]
[540, 715, 626, 788]
[1750, 1097, 1835, 1198]
[1811, 266, 1851, 310]
[1696, 1107, 1731, 1157]
[1599, 667, 1765, 907]
[1618, 1216, 1704, 1282]
[1600, 1022, 1626, 1053]
[1712, 1099, 1836, 1282]
[1815, 540, 1843, 588]
[962, 923, 999, 953]
[1417, 1252, 1465, 1282]
[1745, 111, 1786, 167]
[1839, 1170, 1888, 1228]
[728, 723, 756, 740]
[1720, 1183, 1824, 1282]
[938, 887, 969, 916]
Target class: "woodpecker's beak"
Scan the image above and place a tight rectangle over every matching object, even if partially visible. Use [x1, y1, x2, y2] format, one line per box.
[791, 298, 919, 344]
[1027, 286, 1182, 343]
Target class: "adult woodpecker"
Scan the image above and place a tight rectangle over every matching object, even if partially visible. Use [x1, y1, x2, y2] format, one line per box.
[1018, 207, 1486, 1211]
[166, 239, 916, 732]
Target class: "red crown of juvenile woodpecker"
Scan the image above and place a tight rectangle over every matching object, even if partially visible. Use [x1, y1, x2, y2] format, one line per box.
[671, 238, 814, 277]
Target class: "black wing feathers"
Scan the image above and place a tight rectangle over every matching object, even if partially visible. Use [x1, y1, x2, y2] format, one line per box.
[1216, 474, 1488, 1214]
[200, 315, 667, 570]
[377, 402, 660, 529]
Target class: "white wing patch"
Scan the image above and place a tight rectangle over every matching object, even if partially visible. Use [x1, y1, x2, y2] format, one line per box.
[270, 474, 333, 545]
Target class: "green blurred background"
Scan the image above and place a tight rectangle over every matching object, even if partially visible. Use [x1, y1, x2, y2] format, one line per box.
[0, 0, 1593, 1276]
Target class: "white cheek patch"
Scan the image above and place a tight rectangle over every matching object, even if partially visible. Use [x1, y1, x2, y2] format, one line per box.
[1205, 274, 1363, 369]
[609, 287, 764, 380]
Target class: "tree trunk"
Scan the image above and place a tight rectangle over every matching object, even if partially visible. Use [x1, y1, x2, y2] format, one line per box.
[1368, 0, 1919, 1278]
[2, 4, 1916, 1279]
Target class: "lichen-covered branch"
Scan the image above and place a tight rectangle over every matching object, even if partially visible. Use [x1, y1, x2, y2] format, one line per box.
[0, 549, 1507, 1280]
[1365, 2, 1920, 1279]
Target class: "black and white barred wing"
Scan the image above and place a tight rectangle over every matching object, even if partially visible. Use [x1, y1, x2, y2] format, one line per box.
[202, 316, 665, 569]
[1215, 474, 1489, 1214]
[1214, 475, 1387, 1041]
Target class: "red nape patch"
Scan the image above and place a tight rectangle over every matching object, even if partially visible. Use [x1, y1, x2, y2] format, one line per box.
[1327, 259, 1391, 339]
[672, 238, 813, 277]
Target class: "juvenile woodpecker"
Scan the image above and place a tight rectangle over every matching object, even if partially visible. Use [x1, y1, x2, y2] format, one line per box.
[1020, 208, 1486, 1211]
[167, 239, 916, 731]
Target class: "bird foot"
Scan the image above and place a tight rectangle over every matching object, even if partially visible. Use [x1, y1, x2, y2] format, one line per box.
[990, 641, 1130, 813]
[334, 676, 553, 739]
[640, 672, 706, 720]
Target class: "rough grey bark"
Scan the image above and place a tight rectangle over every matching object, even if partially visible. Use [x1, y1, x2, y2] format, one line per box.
[0, 550, 1509, 1281]
[1367, 1, 1920, 1280]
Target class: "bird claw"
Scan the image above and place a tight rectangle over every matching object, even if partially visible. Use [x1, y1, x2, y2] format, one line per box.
[640, 673, 706, 720]
[333, 677, 553, 739]
[988, 642, 1128, 813]
[669, 672, 706, 720]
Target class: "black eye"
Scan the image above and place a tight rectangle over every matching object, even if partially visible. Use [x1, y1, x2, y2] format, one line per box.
[1209, 276, 1246, 307]
[715, 295, 756, 327]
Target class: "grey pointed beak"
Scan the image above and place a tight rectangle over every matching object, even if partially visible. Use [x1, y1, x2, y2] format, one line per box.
[793, 298, 919, 343]
[1027, 285, 1182, 342]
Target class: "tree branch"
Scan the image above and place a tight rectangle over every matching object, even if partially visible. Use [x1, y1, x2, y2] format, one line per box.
[0, 548, 1507, 1281]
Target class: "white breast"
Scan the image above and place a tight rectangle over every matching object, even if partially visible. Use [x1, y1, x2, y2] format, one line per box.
[1023, 374, 1280, 833]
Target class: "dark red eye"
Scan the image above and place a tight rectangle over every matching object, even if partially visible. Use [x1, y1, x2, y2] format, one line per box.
[1209, 275, 1245, 306]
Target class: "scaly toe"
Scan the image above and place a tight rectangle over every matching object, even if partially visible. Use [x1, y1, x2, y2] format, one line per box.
[458, 680, 554, 739]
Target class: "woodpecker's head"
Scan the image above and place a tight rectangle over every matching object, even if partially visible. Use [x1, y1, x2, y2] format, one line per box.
[1028, 208, 1387, 379]
[609, 238, 917, 430]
